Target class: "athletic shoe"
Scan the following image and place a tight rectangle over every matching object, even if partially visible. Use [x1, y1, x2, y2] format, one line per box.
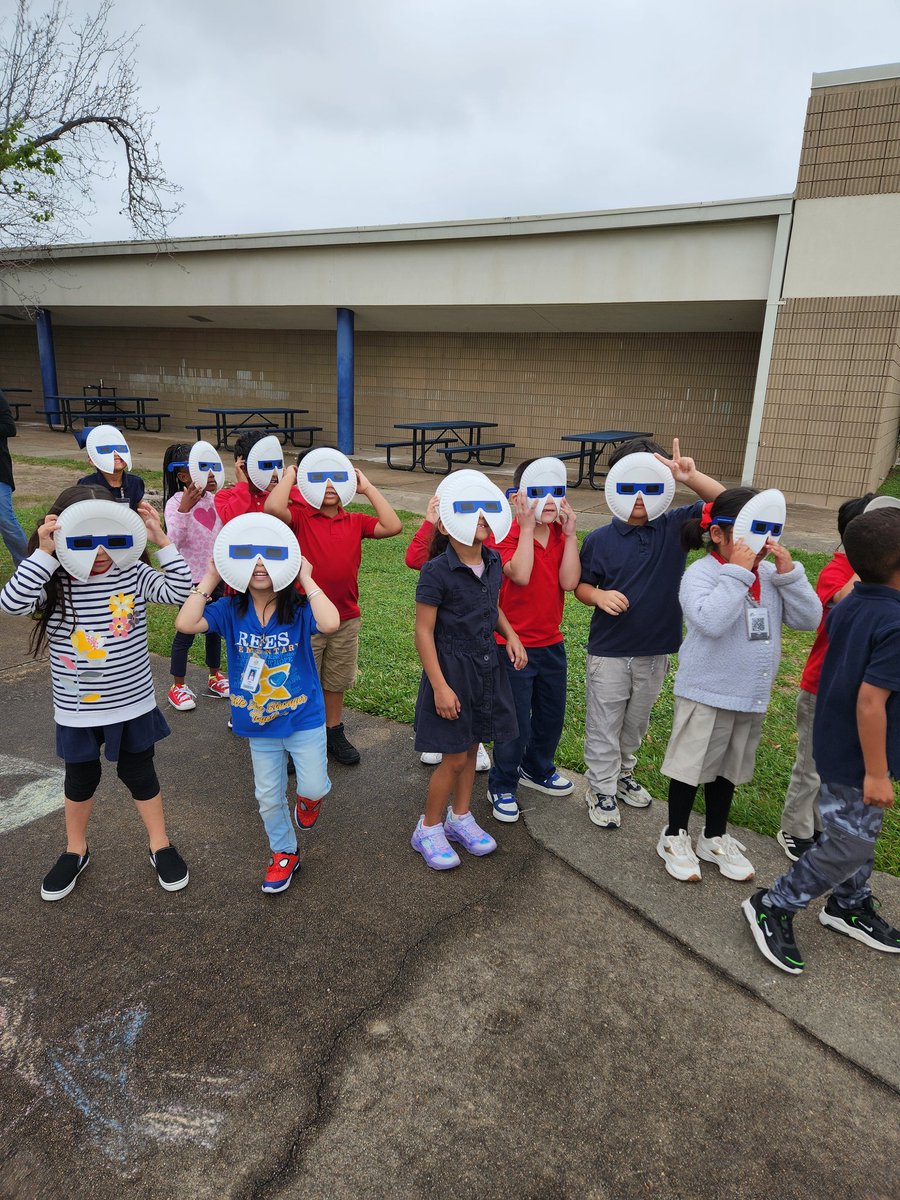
[475, 744, 491, 772]
[262, 851, 300, 893]
[489, 790, 520, 823]
[149, 844, 189, 892]
[776, 829, 816, 862]
[410, 818, 461, 870]
[518, 767, 574, 796]
[286, 756, 295, 777]
[420, 751, 443, 765]
[586, 790, 620, 829]
[695, 831, 755, 881]
[444, 808, 497, 856]
[206, 670, 230, 697]
[167, 683, 196, 711]
[742, 889, 805, 974]
[41, 847, 90, 901]
[295, 795, 322, 829]
[818, 894, 900, 953]
[656, 827, 701, 881]
[617, 774, 653, 808]
[227, 716, 233, 731]
[327, 723, 361, 765]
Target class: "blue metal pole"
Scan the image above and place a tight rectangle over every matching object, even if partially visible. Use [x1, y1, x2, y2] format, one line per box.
[35, 309, 60, 424]
[336, 307, 355, 456]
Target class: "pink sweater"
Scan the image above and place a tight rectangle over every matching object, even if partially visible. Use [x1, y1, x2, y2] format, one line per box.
[164, 492, 222, 583]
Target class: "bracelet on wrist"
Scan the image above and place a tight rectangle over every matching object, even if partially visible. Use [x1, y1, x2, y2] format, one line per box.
[306, 586, 322, 601]
[190, 585, 212, 602]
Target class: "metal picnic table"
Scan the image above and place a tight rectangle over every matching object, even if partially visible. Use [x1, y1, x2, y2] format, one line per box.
[380, 420, 515, 474]
[559, 430, 653, 489]
[194, 406, 318, 450]
[37, 394, 168, 433]
[1, 387, 32, 421]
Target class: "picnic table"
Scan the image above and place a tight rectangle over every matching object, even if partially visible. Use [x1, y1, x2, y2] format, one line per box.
[193, 406, 320, 450]
[378, 420, 515, 474]
[83, 382, 117, 397]
[1, 388, 32, 421]
[36, 394, 169, 433]
[559, 430, 653, 489]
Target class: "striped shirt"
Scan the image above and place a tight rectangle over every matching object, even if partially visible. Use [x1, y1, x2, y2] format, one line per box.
[0, 547, 192, 727]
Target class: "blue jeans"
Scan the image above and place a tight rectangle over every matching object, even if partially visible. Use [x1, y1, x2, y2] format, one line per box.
[248, 725, 331, 854]
[0, 483, 28, 567]
[488, 642, 567, 793]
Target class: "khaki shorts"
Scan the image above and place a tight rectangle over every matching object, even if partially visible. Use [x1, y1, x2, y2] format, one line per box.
[311, 616, 361, 693]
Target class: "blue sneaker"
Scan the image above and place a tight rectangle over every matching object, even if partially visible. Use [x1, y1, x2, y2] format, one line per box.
[444, 809, 497, 856]
[489, 790, 520, 823]
[518, 767, 574, 797]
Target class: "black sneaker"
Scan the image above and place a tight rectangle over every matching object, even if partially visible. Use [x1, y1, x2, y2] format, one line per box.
[742, 889, 805, 974]
[819, 894, 900, 953]
[327, 723, 360, 766]
[150, 844, 189, 892]
[776, 830, 816, 862]
[286, 754, 296, 777]
[41, 848, 90, 901]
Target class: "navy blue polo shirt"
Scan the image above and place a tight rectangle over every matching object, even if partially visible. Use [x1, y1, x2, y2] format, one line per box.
[78, 470, 145, 511]
[813, 583, 900, 787]
[579, 502, 700, 657]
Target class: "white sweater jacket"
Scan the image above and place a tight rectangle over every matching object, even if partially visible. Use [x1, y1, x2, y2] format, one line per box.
[673, 555, 822, 714]
[0, 546, 192, 726]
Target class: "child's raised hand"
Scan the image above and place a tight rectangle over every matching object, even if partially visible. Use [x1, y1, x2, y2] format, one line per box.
[37, 513, 58, 556]
[354, 466, 370, 495]
[298, 556, 315, 591]
[234, 457, 248, 484]
[558, 497, 577, 536]
[425, 494, 440, 524]
[177, 481, 205, 512]
[596, 588, 629, 616]
[654, 437, 696, 484]
[200, 558, 221, 590]
[730, 537, 758, 572]
[138, 501, 166, 545]
[767, 539, 794, 574]
[434, 684, 461, 721]
[513, 488, 537, 530]
[505, 633, 528, 670]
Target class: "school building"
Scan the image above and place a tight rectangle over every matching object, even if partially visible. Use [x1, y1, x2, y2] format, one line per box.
[2, 63, 900, 508]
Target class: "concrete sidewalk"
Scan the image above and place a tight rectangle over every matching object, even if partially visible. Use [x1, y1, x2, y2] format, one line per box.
[0, 612, 896, 1198]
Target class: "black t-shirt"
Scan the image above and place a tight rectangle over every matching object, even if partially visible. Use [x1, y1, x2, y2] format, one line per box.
[0, 389, 16, 491]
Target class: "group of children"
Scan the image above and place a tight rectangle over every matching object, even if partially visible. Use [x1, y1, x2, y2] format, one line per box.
[1, 425, 898, 976]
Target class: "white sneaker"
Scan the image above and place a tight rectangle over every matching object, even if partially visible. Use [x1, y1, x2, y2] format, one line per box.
[167, 683, 196, 712]
[656, 828, 701, 881]
[420, 751, 442, 765]
[586, 789, 621, 829]
[695, 832, 755, 881]
[617, 774, 653, 808]
[475, 743, 491, 772]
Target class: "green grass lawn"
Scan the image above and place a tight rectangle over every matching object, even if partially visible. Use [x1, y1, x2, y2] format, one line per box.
[5, 460, 900, 876]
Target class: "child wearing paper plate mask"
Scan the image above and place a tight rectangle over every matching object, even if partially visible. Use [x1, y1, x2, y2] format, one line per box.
[176, 513, 340, 894]
[214, 430, 304, 525]
[575, 437, 724, 831]
[411, 471, 526, 870]
[78, 425, 145, 510]
[266, 446, 402, 767]
[656, 488, 820, 885]
[0, 486, 193, 900]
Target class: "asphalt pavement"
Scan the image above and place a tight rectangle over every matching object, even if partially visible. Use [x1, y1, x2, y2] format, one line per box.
[0, 613, 897, 1199]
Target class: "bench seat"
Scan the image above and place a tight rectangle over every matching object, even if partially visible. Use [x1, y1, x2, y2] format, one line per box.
[436, 441, 516, 473]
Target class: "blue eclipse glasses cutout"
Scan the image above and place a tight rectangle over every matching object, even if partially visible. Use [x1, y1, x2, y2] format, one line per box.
[256, 459, 283, 472]
[228, 544, 289, 561]
[196, 461, 222, 473]
[96, 444, 129, 456]
[526, 484, 566, 499]
[65, 533, 134, 551]
[307, 469, 349, 483]
[750, 519, 783, 536]
[167, 461, 189, 471]
[616, 481, 665, 496]
[451, 499, 503, 514]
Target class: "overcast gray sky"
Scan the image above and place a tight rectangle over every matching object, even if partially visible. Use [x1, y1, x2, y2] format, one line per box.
[58, 0, 900, 240]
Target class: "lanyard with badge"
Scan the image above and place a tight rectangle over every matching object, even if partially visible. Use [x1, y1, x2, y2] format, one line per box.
[711, 550, 770, 641]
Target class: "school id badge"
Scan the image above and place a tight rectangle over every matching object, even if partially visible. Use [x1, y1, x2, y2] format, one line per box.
[745, 605, 771, 641]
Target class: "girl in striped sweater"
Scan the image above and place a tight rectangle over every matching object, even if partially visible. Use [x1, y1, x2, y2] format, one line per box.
[0, 485, 193, 901]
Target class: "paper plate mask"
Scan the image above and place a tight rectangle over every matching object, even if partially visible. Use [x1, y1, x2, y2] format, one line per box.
[605, 452, 675, 521]
[435, 469, 483, 498]
[86, 425, 132, 473]
[518, 457, 568, 516]
[732, 489, 787, 554]
[246, 435, 285, 492]
[213, 512, 302, 593]
[864, 495, 900, 513]
[188, 441, 224, 490]
[438, 470, 512, 546]
[55, 499, 147, 582]
[297, 447, 356, 508]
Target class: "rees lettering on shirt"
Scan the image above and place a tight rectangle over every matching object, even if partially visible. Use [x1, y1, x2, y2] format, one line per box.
[237, 630, 293, 651]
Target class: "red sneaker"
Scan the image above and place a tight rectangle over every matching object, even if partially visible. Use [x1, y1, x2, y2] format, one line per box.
[206, 670, 230, 697]
[262, 852, 300, 893]
[295, 795, 322, 829]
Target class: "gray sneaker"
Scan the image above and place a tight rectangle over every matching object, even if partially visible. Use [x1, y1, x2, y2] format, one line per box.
[586, 789, 621, 829]
[617, 774, 653, 808]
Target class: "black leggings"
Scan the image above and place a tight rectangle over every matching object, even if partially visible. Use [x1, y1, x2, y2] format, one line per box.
[666, 776, 736, 839]
[65, 746, 160, 803]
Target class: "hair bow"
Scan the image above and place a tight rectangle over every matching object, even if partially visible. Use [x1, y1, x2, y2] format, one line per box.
[700, 501, 714, 531]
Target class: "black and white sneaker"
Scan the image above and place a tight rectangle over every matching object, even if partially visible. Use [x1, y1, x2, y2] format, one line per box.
[41, 848, 90, 901]
[776, 830, 816, 862]
[742, 889, 805, 974]
[819, 895, 900, 953]
[150, 844, 189, 892]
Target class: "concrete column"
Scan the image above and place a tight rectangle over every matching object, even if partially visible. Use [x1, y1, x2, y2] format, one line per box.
[35, 309, 60, 424]
[336, 307, 355, 455]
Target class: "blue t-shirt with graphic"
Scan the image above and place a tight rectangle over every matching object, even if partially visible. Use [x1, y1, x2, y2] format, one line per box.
[203, 597, 324, 738]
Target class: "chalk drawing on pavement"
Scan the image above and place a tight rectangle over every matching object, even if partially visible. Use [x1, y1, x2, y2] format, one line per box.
[0, 753, 65, 834]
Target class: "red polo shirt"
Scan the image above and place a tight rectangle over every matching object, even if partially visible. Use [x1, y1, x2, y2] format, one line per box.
[487, 520, 566, 647]
[288, 501, 379, 621]
[214, 482, 305, 525]
[799, 552, 857, 695]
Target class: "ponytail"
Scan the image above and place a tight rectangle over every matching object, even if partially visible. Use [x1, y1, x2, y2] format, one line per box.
[680, 487, 758, 553]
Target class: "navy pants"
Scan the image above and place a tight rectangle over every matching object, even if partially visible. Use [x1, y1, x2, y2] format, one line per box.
[170, 629, 222, 677]
[489, 642, 567, 793]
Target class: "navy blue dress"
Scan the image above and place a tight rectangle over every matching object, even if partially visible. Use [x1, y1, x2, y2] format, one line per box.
[414, 545, 519, 753]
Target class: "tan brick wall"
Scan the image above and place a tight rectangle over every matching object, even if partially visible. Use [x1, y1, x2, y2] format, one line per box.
[754, 297, 900, 505]
[2, 325, 760, 480]
[798, 78, 900, 199]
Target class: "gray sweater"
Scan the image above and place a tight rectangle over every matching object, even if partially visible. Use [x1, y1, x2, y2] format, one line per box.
[673, 555, 822, 714]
